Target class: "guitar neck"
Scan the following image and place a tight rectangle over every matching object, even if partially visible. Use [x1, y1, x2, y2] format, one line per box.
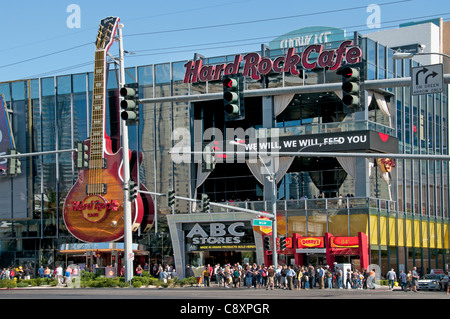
[90, 49, 107, 165]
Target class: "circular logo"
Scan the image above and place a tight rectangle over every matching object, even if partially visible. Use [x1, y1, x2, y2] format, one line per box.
[377, 158, 395, 173]
[71, 195, 119, 223]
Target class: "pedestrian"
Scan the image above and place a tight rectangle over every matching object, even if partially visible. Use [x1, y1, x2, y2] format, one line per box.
[335, 266, 343, 289]
[266, 265, 275, 290]
[296, 268, 303, 290]
[275, 265, 281, 288]
[214, 264, 221, 285]
[362, 268, 369, 289]
[44, 267, 51, 279]
[156, 264, 163, 280]
[308, 265, 315, 289]
[17, 266, 23, 279]
[303, 267, 310, 289]
[38, 265, 45, 279]
[3, 268, 10, 280]
[136, 264, 143, 277]
[326, 266, 333, 289]
[245, 265, 253, 288]
[64, 266, 72, 284]
[120, 265, 125, 276]
[223, 265, 231, 288]
[162, 268, 168, 283]
[386, 268, 397, 290]
[318, 266, 324, 289]
[352, 270, 359, 289]
[203, 266, 210, 287]
[256, 265, 263, 288]
[405, 270, 413, 291]
[280, 265, 288, 289]
[411, 267, 419, 292]
[55, 265, 63, 284]
[368, 269, 376, 289]
[232, 266, 241, 288]
[261, 265, 268, 287]
[345, 268, 352, 289]
[399, 270, 407, 291]
[251, 263, 258, 288]
[286, 266, 295, 290]
[217, 265, 224, 287]
[24, 266, 31, 280]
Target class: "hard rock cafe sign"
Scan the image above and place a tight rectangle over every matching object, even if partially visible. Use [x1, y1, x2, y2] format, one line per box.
[183, 40, 362, 83]
[70, 195, 120, 223]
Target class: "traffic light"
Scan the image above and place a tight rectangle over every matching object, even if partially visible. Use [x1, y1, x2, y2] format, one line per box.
[129, 180, 138, 201]
[201, 193, 210, 212]
[339, 66, 361, 110]
[202, 145, 215, 172]
[120, 83, 139, 125]
[8, 149, 21, 176]
[223, 75, 244, 121]
[167, 188, 175, 207]
[75, 141, 89, 169]
[264, 236, 271, 251]
[279, 236, 286, 251]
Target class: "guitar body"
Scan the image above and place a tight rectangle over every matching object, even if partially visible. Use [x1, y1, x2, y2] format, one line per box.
[64, 138, 143, 242]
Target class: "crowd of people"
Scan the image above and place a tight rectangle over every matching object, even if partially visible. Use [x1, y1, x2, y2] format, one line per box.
[133, 263, 177, 283]
[0, 265, 34, 281]
[1, 264, 83, 284]
[196, 263, 379, 290]
[195, 262, 450, 293]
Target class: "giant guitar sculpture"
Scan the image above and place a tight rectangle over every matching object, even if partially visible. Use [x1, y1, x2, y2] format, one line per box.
[63, 17, 150, 242]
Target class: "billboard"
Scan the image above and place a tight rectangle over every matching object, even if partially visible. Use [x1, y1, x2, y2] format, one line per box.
[183, 221, 256, 251]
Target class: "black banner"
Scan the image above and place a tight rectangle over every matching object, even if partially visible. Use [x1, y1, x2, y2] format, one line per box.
[240, 130, 398, 154]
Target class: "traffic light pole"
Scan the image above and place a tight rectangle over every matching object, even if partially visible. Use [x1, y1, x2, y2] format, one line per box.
[0, 148, 75, 159]
[270, 172, 278, 271]
[117, 24, 134, 283]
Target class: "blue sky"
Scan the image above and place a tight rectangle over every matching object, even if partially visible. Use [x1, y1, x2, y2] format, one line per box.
[0, 0, 448, 82]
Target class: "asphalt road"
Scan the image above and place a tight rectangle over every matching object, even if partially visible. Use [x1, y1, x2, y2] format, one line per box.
[1, 286, 446, 317]
[1, 285, 448, 299]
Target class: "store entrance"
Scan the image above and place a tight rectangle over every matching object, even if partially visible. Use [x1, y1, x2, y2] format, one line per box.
[204, 251, 256, 266]
[205, 251, 241, 266]
[304, 254, 327, 267]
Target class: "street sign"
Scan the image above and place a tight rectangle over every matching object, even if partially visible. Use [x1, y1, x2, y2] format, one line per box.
[411, 63, 443, 96]
[253, 219, 272, 227]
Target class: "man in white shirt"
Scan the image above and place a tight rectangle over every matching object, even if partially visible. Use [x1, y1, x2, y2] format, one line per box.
[55, 265, 63, 285]
[275, 265, 282, 288]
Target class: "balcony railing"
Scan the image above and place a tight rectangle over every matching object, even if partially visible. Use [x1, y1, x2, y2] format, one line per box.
[204, 196, 397, 215]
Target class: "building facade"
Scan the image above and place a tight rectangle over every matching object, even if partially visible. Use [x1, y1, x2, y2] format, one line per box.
[0, 20, 449, 278]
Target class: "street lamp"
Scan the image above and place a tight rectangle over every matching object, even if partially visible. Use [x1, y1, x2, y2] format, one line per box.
[392, 51, 450, 60]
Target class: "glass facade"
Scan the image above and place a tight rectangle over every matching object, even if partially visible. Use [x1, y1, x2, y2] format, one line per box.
[0, 33, 448, 277]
